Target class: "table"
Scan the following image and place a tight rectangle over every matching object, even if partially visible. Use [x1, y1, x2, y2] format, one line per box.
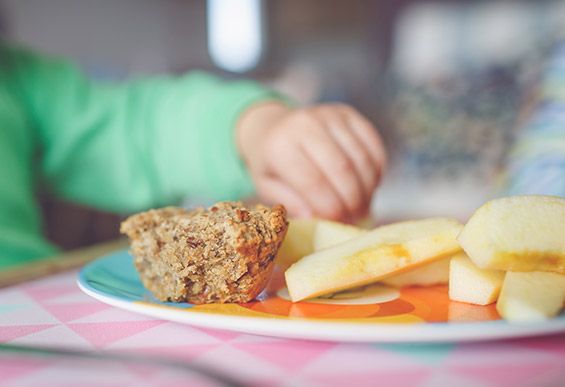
[1, 248, 564, 387]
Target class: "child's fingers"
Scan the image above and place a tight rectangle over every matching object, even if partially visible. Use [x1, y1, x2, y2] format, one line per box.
[243, 103, 386, 222]
[254, 175, 312, 218]
[323, 114, 379, 203]
[297, 121, 366, 219]
[342, 107, 388, 175]
[269, 143, 349, 220]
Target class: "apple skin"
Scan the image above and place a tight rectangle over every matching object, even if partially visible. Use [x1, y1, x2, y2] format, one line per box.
[458, 195, 565, 274]
[276, 219, 318, 267]
[277, 219, 369, 267]
[314, 220, 367, 251]
[496, 271, 565, 322]
[448, 253, 505, 306]
[285, 218, 463, 302]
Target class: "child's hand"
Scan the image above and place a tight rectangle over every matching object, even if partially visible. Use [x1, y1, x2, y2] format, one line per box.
[237, 102, 386, 222]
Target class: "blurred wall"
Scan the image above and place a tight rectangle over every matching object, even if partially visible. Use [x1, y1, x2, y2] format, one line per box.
[1, 0, 211, 77]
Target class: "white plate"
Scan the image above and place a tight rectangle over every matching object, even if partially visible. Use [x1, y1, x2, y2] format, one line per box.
[78, 250, 565, 343]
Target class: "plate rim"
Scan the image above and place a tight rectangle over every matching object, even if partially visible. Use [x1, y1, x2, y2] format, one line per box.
[77, 250, 565, 343]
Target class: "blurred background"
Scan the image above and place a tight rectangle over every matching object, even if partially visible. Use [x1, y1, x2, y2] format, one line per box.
[1, 0, 563, 249]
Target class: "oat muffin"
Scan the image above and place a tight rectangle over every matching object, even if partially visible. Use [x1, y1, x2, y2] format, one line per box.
[120, 202, 288, 304]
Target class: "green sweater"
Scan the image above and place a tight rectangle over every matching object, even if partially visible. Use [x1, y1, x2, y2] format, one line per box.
[0, 44, 277, 269]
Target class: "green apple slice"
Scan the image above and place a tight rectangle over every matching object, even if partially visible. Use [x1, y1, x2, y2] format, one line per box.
[448, 253, 505, 305]
[383, 257, 451, 287]
[496, 271, 565, 322]
[458, 195, 565, 274]
[313, 220, 367, 251]
[285, 218, 463, 302]
[276, 218, 318, 266]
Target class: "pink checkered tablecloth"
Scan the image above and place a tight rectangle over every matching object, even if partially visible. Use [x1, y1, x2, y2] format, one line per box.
[1, 270, 564, 387]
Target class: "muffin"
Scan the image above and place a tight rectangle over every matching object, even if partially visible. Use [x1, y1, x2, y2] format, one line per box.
[120, 202, 288, 304]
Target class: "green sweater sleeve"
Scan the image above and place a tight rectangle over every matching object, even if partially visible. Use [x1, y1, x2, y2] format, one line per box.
[8, 46, 279, 212]
[0, 45, 281, 268]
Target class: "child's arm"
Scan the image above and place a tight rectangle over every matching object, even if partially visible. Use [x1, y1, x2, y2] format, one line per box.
[5, 45, 281, 212]
[236, 102, 386, 222]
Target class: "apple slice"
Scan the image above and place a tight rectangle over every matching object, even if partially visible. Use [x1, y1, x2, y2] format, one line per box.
[448, 253, 505, 305]
[458, 195, 565, 274]
[383, 257, 451, 287]
[278, 219, 371, 266]
[313, 220, 367, 251]
[285, 218, 463, 302]
[312, 220, 450, 287]
[496, 271, 565, 322]
[276, 218, 318, 266]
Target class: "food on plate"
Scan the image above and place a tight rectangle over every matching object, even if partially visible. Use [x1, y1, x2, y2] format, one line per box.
[448, 253, 505, 305]
[277, 219, 368, 266]
[120, 201, 288, 304]
[313, 220, 367, 251]
[382, 257, 451, 287]
[458, 195, 565, 274]
[276, 218, 317, 266]
[456, 195, 565, 321]
[496, 271, 565, 322]
[285, 218, 463, 302]
[310, 220, 450, 287]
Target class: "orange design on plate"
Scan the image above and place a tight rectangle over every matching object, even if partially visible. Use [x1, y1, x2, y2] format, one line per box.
[189, 267, 501, 324]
